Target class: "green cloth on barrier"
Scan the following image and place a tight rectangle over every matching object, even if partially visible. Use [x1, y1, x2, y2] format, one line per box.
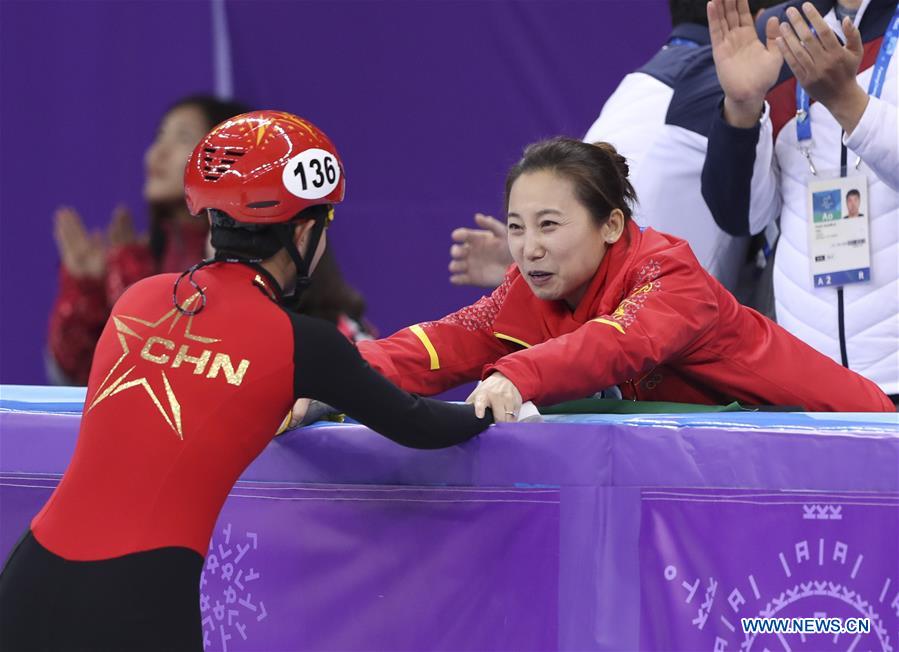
[539, 398, 748, 415]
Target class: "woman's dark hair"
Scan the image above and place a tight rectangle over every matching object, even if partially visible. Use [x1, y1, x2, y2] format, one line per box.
[504, 137, 637, 227]
[149, 95, 251, 262]
[297, 247, 367, 323]
[166, 94, 251, 134]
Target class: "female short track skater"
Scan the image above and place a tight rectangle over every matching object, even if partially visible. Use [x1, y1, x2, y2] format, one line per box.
[0, 111, 493, 651]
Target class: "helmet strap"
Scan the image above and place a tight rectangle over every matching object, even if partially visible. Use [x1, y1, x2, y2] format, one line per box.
[172, 257, 218, 315]
[275, 215, 327, 307]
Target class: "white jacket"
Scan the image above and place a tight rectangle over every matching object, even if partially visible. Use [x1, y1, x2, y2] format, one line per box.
[703, 0, 898, 395]
[583, 23, 749, 292]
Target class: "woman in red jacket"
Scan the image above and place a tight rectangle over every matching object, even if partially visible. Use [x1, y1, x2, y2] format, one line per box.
[358, 137, 894, 416]
[48, 96, 374, 385]
[47, 96, 249, 385]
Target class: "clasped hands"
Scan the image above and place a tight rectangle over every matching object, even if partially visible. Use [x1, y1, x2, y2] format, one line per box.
[466, 372, 523, 423]
[709, 0, 868, 133]
[54, 205, 139, 279]
[285, 371, 523, 432]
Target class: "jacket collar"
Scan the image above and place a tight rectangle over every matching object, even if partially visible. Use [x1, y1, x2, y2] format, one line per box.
[492, 221, 643, 345]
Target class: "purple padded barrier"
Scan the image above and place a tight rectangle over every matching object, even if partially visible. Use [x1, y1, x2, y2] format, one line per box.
[1, 407, 897, 651]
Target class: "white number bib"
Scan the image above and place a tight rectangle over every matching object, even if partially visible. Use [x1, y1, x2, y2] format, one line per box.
[282, 148, 341, 200]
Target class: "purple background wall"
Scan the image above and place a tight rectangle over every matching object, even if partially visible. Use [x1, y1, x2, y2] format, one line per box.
[0, 0, 670, 384]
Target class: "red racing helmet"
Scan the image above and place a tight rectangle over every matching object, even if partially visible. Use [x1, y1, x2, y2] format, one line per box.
[184, 110, 345, 224]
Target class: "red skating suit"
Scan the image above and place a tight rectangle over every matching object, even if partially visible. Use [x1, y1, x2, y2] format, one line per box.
[359, 222, 893, 411]
[31, 262, 490, 562]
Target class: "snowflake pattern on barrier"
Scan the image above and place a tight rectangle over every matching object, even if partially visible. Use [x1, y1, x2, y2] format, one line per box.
[650, 493, 898, 652]
[200, 523, 268, 652]
[802, 504, 843, 520]
[600, 259, 662, 332]
[740, 581, 891, 652]
[694, 578, 719, 630]
[424, 274, 513, 332]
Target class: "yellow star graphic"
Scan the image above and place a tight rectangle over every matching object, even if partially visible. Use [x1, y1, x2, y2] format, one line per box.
[277, 113, 322, 143]
[254, 119, 271, 145]
[87, 292, 220, 440]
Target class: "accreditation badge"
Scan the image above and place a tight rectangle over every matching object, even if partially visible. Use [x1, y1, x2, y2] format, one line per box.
[805, 173, 871, 288]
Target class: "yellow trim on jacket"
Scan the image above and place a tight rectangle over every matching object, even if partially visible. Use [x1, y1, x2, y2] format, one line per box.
[591, 317, 625, 335]
[493, 332, 532, 349]
[409, 324, 440, 370]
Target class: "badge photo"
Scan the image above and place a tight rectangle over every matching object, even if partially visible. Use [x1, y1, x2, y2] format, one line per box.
[806, 174, 871, 289]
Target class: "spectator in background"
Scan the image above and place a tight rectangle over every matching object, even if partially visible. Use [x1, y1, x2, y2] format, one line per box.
[701, 0, 898, 402]
[448, 0, 781, 302]
[48, 95, 373, 385]
[48, 95, 247, 385]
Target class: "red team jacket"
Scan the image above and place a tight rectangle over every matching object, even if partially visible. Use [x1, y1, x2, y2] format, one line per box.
[359, 222, 893, 411]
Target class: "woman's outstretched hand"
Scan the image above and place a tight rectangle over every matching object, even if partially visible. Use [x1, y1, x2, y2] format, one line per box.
[467, 372, 523, 423]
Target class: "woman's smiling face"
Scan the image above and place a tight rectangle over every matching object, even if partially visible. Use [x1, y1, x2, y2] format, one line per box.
[144, 104, 210, 203]
[507, 169, 612, 310]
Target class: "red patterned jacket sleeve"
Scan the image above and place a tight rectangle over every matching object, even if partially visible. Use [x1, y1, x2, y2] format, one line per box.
[47, 268, 110, 385]
[487, 252, 719, 405]
[48, 244, 156, 385]
[357, 274, 514, 395]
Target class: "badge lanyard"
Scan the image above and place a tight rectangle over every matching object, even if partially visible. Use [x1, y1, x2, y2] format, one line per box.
[667, 37, 701, 47]
[795, 5, 899, 175]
